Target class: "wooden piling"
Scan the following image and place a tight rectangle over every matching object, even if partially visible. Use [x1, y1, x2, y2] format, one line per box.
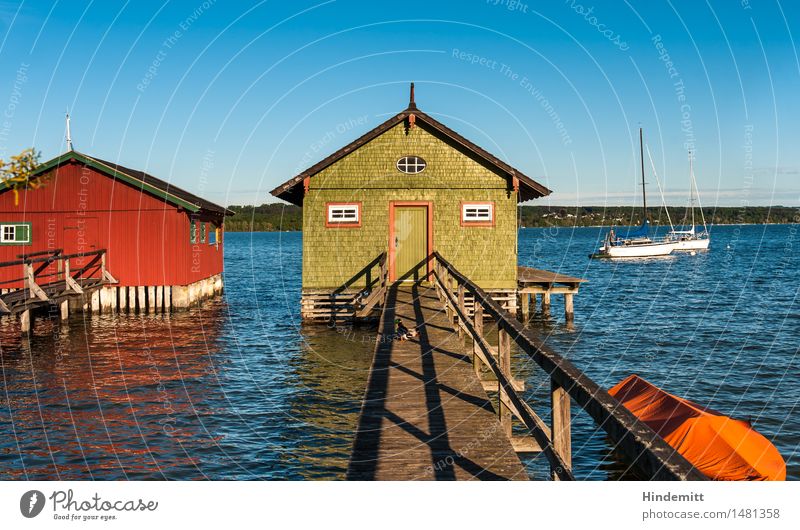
[498, 327, 513, 439]
[20, 309, 30, 333]
[551, 381, 572, 480]
[520, 292, 530, 320]
[564, 293, 574, 321]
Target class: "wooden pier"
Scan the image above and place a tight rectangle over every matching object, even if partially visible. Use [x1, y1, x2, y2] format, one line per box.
[348, 252, 707, 481]
[518, 266, 586, 321]
[0, 249, 116, 332]
[347, 282, 529, 480]
[0, 248, 226, 333]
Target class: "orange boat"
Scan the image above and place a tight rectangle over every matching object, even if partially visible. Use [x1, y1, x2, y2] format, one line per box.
[609, 374, 785, 481]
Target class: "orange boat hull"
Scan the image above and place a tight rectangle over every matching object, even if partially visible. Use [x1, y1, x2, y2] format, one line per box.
[609, 375, 785, 481]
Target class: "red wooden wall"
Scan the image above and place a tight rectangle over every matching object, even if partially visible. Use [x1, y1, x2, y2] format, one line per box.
[0, 161, 224, 288]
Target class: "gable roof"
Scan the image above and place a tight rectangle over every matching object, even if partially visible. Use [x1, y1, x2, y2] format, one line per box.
[270, 105, 552, 206]
[1, 150, 232, 216]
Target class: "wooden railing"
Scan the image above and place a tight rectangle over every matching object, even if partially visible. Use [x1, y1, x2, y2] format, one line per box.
[0, 249, 117, 313]
[432, 252, 706, 481]
[355, 252, 388, 318]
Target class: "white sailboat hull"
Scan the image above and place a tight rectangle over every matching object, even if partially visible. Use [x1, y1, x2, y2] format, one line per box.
[595, 240, 678, 258]
[672, 237, 710, 251]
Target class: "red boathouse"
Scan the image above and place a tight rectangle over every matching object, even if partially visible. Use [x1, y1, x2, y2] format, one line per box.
[0, 150, 231, 318]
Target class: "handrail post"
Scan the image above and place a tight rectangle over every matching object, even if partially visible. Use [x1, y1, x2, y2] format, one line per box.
[498, 325, 512, 439]
[457, 284, 466, 339]
[551, 380, 572, 480]
[472, 302, 484, 376]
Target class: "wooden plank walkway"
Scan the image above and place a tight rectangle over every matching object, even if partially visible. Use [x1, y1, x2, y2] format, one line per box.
[347, 282, 529, 480]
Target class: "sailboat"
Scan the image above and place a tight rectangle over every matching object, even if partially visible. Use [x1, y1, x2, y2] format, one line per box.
[591, 129, 678, 258]
[668, 151, 710, 251]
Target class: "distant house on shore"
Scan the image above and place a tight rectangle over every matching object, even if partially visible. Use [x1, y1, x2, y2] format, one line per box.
[271, 84, 551, 321]
[0, 150, 232, 313]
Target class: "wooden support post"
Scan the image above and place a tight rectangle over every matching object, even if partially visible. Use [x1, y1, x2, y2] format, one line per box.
[520, 292, 530, 320]
[90, 290, 100, 312]
[172, 285, 189, 309]
[20, 309, 31, 333]
[564, 293, 574, 321]
[472, 305, 483, 376]
[498, 326, 512, 439]
[551, 380, 572, 480]
[542, 291, 551, 316]
[155, 286, 163, 312]
[60, 300, 69, 320]
[148, 286, 156, 313]
[457, 284, 465, 338]
[137, 286, 146, 313]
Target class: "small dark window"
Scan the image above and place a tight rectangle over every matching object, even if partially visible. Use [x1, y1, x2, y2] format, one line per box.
[396, 156, 426, 174]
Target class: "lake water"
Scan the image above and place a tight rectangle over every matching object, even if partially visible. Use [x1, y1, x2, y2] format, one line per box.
[0, 225, 797, 480]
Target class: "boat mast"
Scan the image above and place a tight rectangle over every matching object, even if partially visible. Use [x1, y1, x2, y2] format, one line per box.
[639, 128, 647, 221]
[689, 151, 695, 229]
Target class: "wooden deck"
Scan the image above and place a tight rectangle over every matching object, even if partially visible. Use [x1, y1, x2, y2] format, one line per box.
[517, 266, 587, 321]
[517, 266, 586, 290]
[347, 282, 529, 480]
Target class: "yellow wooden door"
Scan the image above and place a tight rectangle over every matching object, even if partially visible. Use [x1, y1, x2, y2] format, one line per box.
[394, 206, 427, 281]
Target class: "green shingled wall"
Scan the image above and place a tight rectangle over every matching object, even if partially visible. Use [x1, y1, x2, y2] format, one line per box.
[302, 122, 518, 290]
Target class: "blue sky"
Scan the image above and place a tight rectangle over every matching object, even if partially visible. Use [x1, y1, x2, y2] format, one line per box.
[0, 0, 798, 206]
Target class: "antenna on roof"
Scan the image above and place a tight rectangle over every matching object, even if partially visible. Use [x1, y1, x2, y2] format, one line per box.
[408, 82, 416, 109]
[65, 110, 73, 151]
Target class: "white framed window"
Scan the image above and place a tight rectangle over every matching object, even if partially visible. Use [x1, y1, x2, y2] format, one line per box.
[0, 222, 32, 244]
[461, 203, 494, 226]
[326, 203, 361, 227]
[396, 156, 427, 174]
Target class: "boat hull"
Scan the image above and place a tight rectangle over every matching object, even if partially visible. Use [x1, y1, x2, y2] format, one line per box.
[672, 237, 710, 251]
[609, 375, 786, 481]
[593, 240, 677, 258]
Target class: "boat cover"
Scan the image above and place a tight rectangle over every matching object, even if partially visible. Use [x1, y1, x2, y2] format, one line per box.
[616, 219, 649, 240]
[609, 374, 786, 481]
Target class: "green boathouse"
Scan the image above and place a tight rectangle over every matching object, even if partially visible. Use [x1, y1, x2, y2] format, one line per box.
[270, 84, 551, 321]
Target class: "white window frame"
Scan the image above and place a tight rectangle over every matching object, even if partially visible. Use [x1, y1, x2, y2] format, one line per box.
[396, 156, 427, 174]
[0, 222, 32, 244]
[461, 203, 494, 224]
[326, 203, 360, 226]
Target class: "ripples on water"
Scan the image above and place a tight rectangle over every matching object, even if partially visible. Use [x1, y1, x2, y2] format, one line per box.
[0, 226, 797, 480]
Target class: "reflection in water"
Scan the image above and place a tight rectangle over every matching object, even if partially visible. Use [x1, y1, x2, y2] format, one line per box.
[0, 232, 377, 480]
[0, 305, 226, 479]
[2, 227, 798, 480]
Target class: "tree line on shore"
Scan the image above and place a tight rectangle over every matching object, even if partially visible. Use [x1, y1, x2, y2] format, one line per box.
[224, 203, 799, 232]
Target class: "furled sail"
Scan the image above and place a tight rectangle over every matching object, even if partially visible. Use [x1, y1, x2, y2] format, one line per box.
[615, 219, 649, 240]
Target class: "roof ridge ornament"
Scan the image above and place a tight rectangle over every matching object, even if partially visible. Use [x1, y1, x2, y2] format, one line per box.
[408, 82, 416, 109]
[65, 110, 73, 152]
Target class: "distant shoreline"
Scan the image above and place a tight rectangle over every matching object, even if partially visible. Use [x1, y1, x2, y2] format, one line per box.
[225, 204, 798, 232]
[229, 223, 795, 234]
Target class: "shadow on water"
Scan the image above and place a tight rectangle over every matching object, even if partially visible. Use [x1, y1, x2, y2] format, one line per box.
[2, 227, 797, 480]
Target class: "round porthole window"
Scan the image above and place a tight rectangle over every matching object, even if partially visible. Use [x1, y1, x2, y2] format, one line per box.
[396, 156, 427, 174]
